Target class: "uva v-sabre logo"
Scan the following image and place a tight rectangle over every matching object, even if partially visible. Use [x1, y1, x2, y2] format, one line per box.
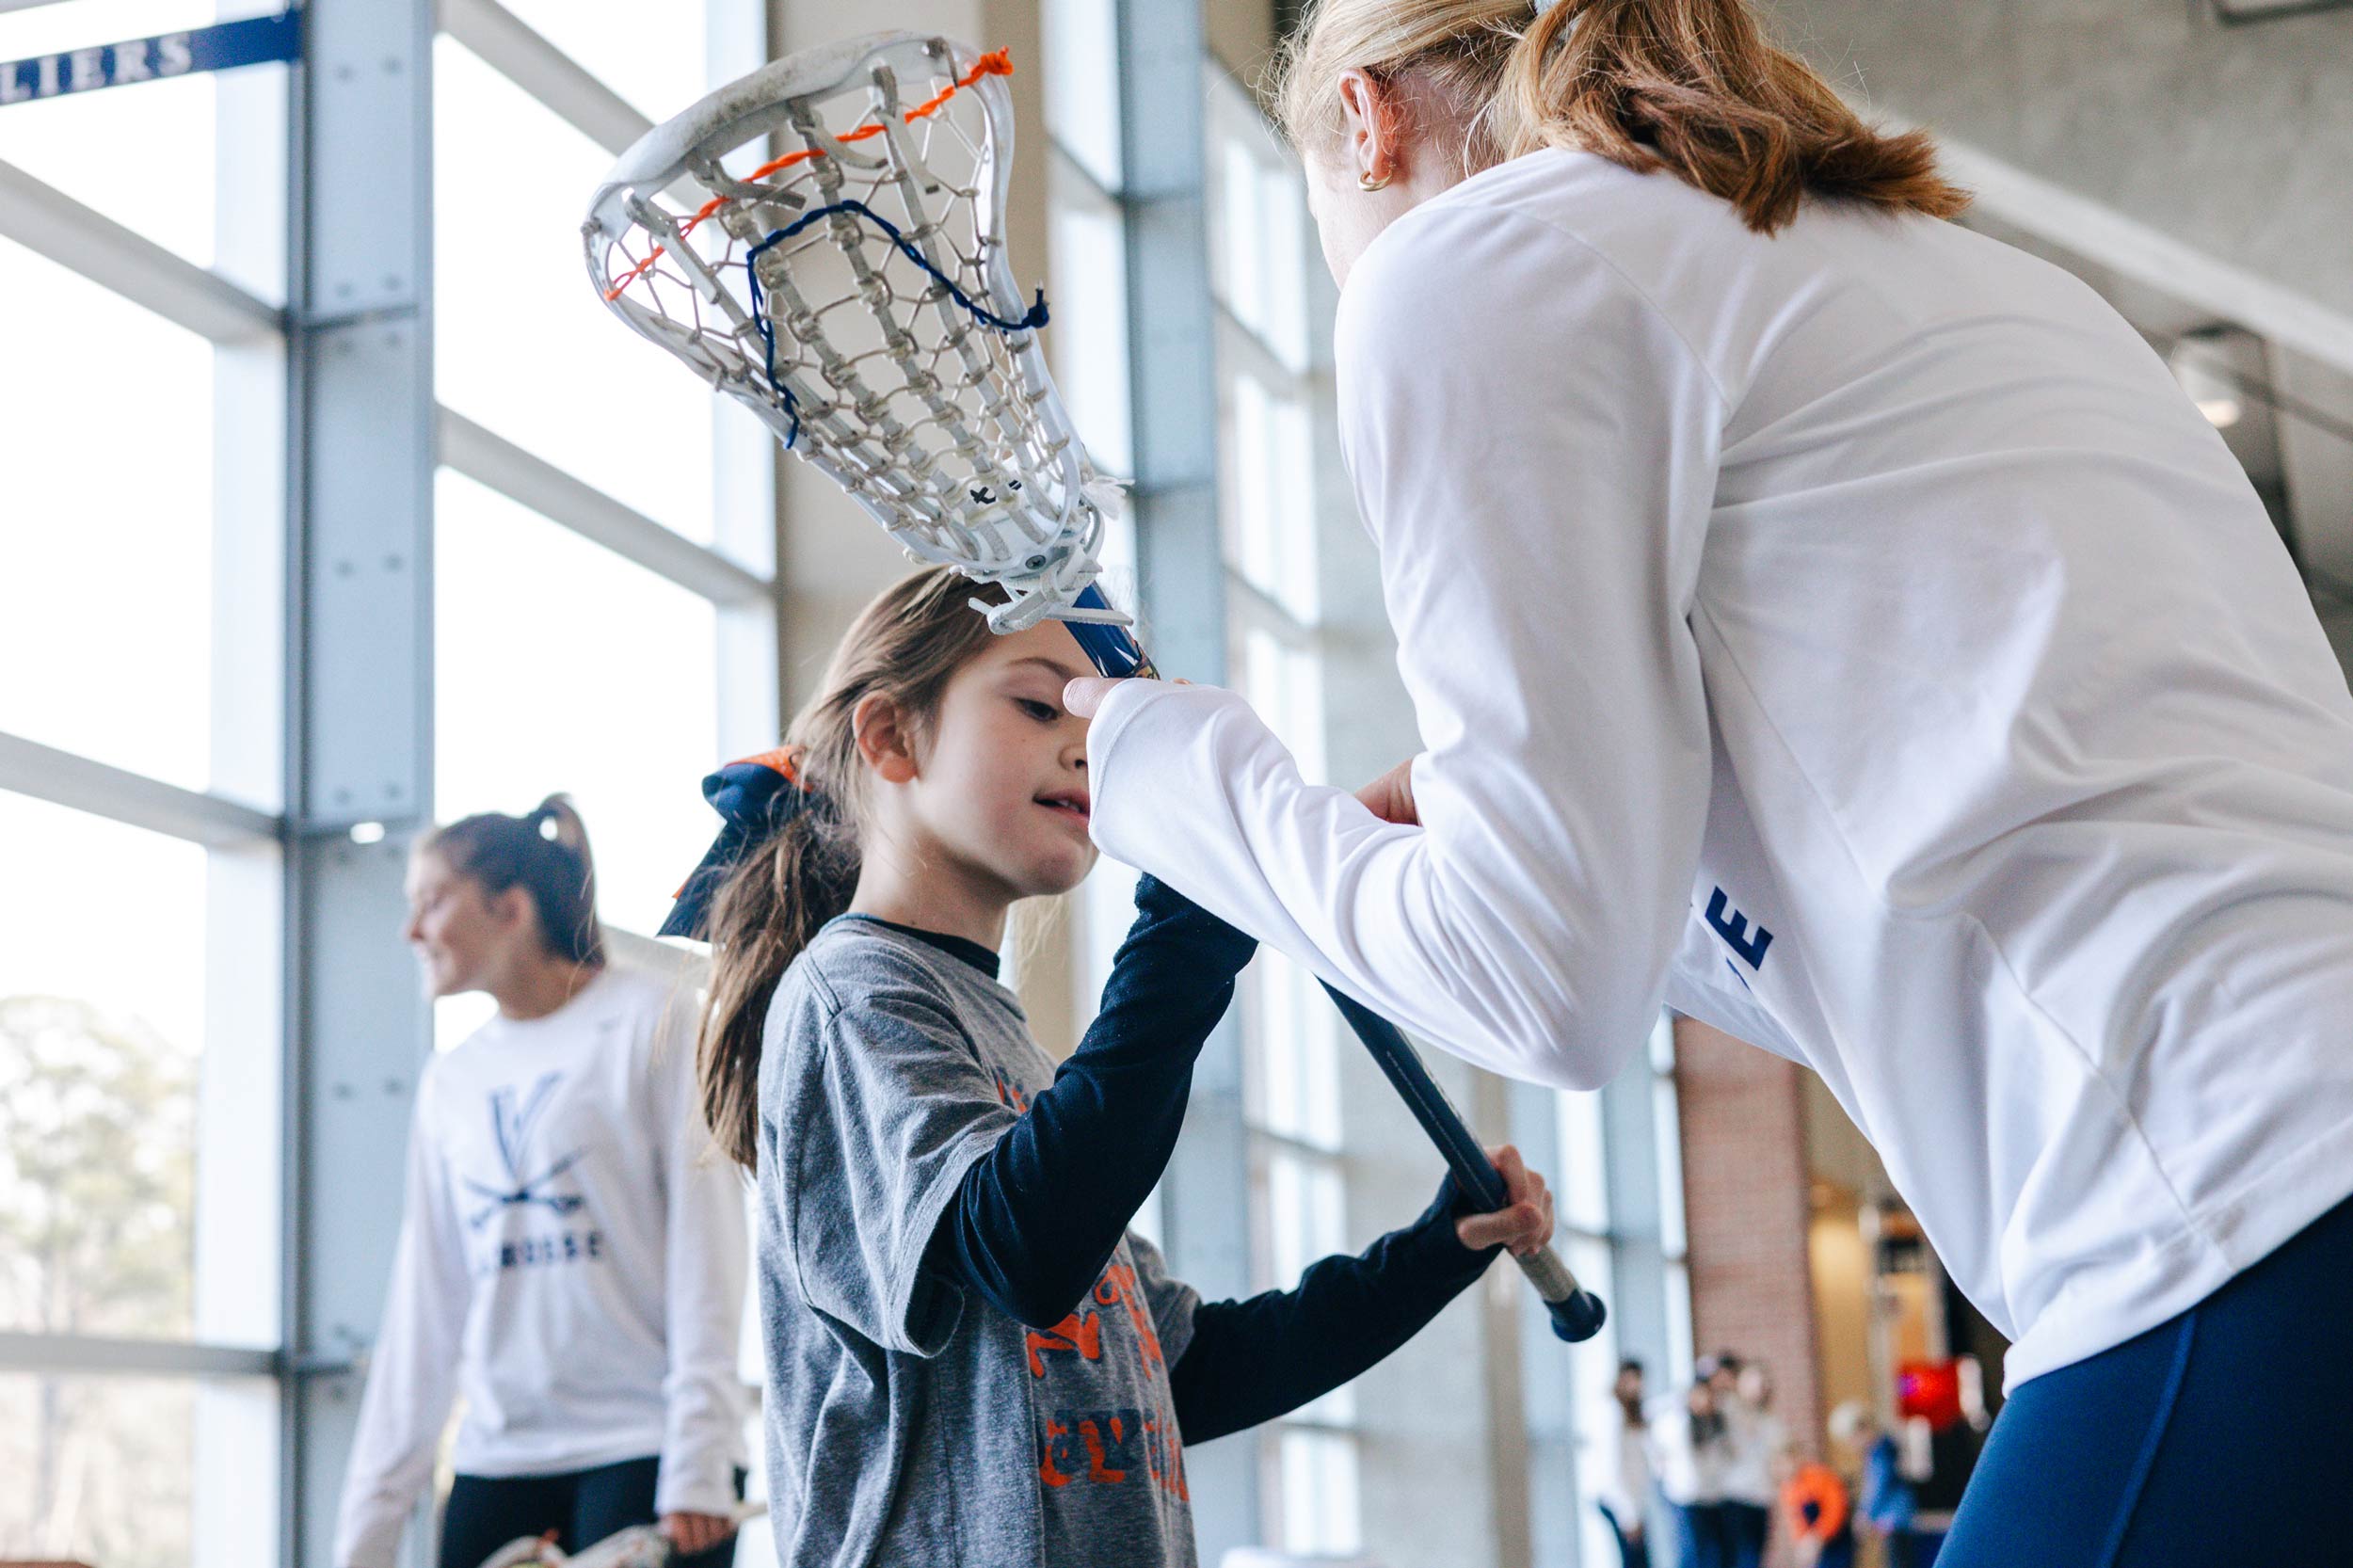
[462, 1072, 588, 1232]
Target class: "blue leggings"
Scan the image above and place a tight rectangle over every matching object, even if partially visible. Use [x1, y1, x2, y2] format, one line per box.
[1942, 1192, 2353, 1567]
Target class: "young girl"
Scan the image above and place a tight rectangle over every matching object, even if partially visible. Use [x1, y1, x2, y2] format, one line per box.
[334, 798, 747, 1568]
[673, 568, 1555, 1564]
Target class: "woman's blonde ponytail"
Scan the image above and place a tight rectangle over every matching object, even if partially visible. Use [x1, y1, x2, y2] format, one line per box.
[1273, 0, 1969, 234]
[1497, 0, 1967, 232]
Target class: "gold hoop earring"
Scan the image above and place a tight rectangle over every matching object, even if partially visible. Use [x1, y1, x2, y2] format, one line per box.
[1359, 169, 1392, 193]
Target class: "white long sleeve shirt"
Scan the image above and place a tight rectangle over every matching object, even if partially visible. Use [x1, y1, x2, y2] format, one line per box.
[1647, 1400, 1727, 1508]
[1596, 1417, 1655, 1520]
[1085, 147, 2353, 1389]
[333, 966, 748, 1568]
[1721, 1404, 1784, 1508]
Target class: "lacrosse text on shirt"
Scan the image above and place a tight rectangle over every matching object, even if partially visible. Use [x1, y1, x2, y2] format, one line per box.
[462, 1071, 603, 1276]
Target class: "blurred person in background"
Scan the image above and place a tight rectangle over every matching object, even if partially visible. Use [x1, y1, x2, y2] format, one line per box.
[1833, 1401, 1928, 1568]
[1779, 1443, 1854, 1568]
[1657, 1359, 1736, 1568]
[333, 797, 748, 1568]
[1597, 1358, 1655, 1567]
[1718, 1353, 1784, 1568]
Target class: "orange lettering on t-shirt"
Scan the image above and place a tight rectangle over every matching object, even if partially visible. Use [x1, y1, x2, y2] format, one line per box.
[1039, 1414, 1076, 1488]
[1024, 1308, 1104, 1378]
[1080, 1412, 1128, 1484]
[1092, 1261, 1165, 1368]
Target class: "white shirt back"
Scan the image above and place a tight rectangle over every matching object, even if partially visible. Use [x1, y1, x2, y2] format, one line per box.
[1084, 148, 2353, 1392]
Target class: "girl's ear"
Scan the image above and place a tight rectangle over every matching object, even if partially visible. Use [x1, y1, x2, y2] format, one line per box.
[490, 883, 536, 936]
[852, 691, 920, 785]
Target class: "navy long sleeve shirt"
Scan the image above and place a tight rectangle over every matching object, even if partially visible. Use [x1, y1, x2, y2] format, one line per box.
[914, 876, 1500, 1443]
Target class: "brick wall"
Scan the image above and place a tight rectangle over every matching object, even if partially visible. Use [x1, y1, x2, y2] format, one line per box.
[1674, 1016, 1824, 1451]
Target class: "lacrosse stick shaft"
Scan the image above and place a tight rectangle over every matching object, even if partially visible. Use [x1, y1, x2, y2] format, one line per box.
[1067, 588, 1607, 1345]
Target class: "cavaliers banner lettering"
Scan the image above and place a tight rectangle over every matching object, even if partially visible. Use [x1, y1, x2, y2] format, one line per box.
[0, 10, 300, 108]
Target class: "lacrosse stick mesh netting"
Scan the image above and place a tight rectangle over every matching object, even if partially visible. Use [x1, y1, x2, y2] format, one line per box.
[584, 33, 1123, 633]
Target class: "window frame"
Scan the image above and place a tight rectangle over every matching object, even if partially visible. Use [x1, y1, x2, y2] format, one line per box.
[0, 5, 776, 1564]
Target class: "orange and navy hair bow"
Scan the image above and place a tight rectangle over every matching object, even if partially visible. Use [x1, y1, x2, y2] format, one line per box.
[658, 748, 816, 939]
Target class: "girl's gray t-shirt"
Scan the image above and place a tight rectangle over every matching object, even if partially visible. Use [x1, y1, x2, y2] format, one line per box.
[755, 917, 1200, 1566]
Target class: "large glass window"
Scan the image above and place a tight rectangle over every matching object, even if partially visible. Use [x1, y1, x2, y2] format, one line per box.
[0, 801, 207, 1341]
[0, 7, 288, 1557]
[434, 36, 720, 544]
[1267, 1426, 1364, 1558]
[424, 8, 776, 1543]
[432, 471, 721, 935]
[1203, 71, 1374, 1557]
[1556, 1082, 1623, 1568]
[0, 1366, 277, 1568]
[0, 0, 287, 296]
[493, 0, 712, 123]
[1041, 0, 1121, 192]
[6, 2, 776, 1561]
[1047, 152, 1136, 481]
[428, 0, 775, 1039]
[430, 471, 724, 1048]
[0, 1371, 195, 1567]
[0, 249, 218, 792]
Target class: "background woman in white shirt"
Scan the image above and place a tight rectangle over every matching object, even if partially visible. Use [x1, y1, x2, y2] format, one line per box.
[1597, 1359, 1655, 1568]
[1065, 0, 2353, 1560]
[1651, 1368, 1734, 1568]
[1716, 1355, 1783, 1568]
[332, 797, 748, 1568]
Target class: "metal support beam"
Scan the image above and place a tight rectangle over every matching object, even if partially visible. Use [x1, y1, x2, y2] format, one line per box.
[0, 157, 280, 342]
[1116, 50, 1225, 685]
[0, 1332, 278, 1381]
[436, 0, 651, 155]
[287, 2, 438, 1564]
[1107, 5, 1255, 1558]
[0, 729, 280, 845]
[438, 407, 772, 604]
[1907, 122, 2353, 381]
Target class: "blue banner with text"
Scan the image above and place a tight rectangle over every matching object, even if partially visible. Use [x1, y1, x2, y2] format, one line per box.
[0, 10, 300, 109]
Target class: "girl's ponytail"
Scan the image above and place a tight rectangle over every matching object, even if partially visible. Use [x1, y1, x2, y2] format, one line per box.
[697, 788, 858, 1168]
[690, 566, 1007, 1167]
[427, 792, 606, 967]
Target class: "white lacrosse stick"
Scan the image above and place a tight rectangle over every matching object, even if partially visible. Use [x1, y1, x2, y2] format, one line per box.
[582, 34, 1606, 1346]
[584, 31, 1131, 644]
[474, 1503, 769, 1568]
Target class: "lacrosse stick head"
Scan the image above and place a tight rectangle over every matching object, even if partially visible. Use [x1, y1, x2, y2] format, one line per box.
[584, 32, 1128, 641]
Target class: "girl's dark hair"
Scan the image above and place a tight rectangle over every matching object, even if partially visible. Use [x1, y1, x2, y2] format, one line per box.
[697, 567, 1008, 1168]
[424, 793, 605, 967]
[1273, 0, 1971, 235]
